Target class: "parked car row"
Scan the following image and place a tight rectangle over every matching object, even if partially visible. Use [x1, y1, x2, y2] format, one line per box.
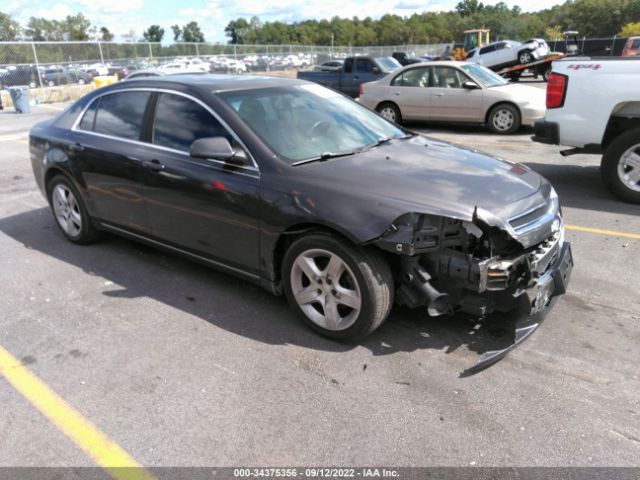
[0, 61, 147, 89]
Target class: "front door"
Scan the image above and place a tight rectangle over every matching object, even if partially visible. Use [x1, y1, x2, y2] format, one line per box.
[428, 66, 484, 122]
[141, 92, 261, 274]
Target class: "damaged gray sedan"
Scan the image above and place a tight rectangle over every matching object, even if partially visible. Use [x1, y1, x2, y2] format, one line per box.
[30, 76, 572, 371]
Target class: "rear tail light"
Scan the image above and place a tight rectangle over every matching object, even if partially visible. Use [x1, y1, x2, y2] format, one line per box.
[359, 83, 364, 97]
[546, 72, 568, 109]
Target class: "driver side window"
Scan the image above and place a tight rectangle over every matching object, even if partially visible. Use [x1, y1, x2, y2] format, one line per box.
[153, 93, 231, 152]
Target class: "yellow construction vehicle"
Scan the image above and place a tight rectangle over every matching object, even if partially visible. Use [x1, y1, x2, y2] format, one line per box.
[452, 29, 490, 60]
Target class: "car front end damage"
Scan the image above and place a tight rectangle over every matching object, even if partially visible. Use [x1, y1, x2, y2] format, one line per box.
[373, 188, 573, 373]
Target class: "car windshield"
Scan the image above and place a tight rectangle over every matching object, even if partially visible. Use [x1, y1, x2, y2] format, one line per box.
[461, 64, 508, 88]
[218, 84, 406, 163]
[376, 57, 402, 72]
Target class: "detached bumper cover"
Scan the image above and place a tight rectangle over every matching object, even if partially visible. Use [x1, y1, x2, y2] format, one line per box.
[462, 242, 573, 376]
[532, 120, 560, 145]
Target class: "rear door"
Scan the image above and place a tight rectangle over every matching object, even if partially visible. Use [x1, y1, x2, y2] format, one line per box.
[140, 91, 260, 274]
[387, 66, 431, 120]
[72, 90, 153, 233]
[428, 66, 484, 122]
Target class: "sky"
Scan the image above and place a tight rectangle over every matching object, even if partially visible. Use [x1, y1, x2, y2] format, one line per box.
[4, 0, 564, 43]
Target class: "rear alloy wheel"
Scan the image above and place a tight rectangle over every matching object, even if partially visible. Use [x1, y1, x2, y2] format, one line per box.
[601, 128, 640, 204]
[282, 233, 393, 341]
[78, 79, 86, 85]
[47, 80, 55, 87]
[488, 104, 521, 134]
[48, 175, 100, 244]
[518, 50, 533, 65]
[377, 103, 402, 124]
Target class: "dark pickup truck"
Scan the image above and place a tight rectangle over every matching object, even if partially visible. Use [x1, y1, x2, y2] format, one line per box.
[297, 56, 401, 97]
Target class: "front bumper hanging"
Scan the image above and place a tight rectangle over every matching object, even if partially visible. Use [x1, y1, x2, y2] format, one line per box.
[462, 242, 573, 376]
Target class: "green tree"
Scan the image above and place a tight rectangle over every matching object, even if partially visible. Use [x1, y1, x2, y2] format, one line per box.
[545, 25, 564, 40]
[100, 26, 114, 41]
[456, 0, 485, 18]
[64, 13, 91, 40]
[182, 21, 204, 42]
[171, 24, 182, 41]
[225, 18, 250, 44]
[619, 21, 640, 36]
[24, 17, 64, 41]
[143, 25, 164, 42]
[0, 11, 21, 40]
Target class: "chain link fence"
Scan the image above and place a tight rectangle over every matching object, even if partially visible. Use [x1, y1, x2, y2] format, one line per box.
[0, 41, 454, 90]
[0, 37, 630, 92]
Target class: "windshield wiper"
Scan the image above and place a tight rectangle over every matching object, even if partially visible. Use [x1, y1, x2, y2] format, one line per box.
[363, 133, 416, 152]
[291, 149, 361, 166]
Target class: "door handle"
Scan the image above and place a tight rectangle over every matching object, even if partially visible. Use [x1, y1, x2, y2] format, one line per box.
[143, 159, 165, 172]
[436, 93, 445, 97]
[68, 142, 84, 152]
[393, 92, 400, 96]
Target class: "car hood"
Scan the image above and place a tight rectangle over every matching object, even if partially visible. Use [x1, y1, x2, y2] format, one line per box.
[294, 135, 546, 223]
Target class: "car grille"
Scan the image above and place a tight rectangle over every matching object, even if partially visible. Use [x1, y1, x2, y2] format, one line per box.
[509, 203, 549, 233]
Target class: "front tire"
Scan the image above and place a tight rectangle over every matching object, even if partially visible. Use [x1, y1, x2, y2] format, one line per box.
[47, 175, 101, 244]
[376, 102, 402, 124]
[601, 128, 640, 204]
[282, 233, 394, 341]
[488, 103, 521, 134]
[518, 50, 533, 65]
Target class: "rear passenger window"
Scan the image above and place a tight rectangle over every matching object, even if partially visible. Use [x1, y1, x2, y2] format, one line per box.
[153, 93, 230, 152]
[78, 100, 98, 131]
[93, 92, 150, 140]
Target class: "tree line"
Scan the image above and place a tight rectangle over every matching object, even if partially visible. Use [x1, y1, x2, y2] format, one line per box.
[224, 0, 640, 46]
[2, 0, 640, 45]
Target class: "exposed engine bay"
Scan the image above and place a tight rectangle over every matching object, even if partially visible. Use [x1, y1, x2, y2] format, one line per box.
[373, 206, 573, 373]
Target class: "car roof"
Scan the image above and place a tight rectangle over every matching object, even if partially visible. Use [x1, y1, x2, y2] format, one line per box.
[116, 73, 308, 92]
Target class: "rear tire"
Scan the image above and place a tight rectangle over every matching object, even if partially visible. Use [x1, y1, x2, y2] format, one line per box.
[488, 103, 521, 135]
[282, 232, 394, 341]
[376, 102, 402, 124]
[601, 128, 640, 204]
[47, 175, 101, 244]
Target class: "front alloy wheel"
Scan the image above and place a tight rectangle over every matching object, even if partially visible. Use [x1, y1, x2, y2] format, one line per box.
[519, 50, 533, 65]
[488, 104, 521, 134]
[282, 233, 393, 341]
[290, 249, 362, 331]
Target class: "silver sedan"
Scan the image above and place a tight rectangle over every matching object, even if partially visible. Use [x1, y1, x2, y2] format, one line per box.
[359, 61, 546, 134]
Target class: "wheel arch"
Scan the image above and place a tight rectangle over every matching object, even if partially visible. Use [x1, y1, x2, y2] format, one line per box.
[375, 100, 401, 114]
[485, 101, 521, 125]
[271, 222, 363, 287]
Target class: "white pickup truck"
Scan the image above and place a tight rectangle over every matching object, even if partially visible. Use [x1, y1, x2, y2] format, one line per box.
[532, 57, 640, 203]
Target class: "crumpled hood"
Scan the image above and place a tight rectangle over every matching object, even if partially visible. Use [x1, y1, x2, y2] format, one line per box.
[492, 83, 546, 105]
[296, 135, 546, 222]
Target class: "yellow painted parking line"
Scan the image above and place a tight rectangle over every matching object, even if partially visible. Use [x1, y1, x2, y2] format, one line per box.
[0, 345, 156, 480]
[566, 224, 640, 240]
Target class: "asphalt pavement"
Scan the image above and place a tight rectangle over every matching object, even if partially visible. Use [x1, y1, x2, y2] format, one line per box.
[0, 96, 639, 470]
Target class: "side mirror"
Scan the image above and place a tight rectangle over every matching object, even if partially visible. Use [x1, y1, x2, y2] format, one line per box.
[462, 81, 480, 90]
[190, 136, 248, 164]
[372, 66, 381, 74]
